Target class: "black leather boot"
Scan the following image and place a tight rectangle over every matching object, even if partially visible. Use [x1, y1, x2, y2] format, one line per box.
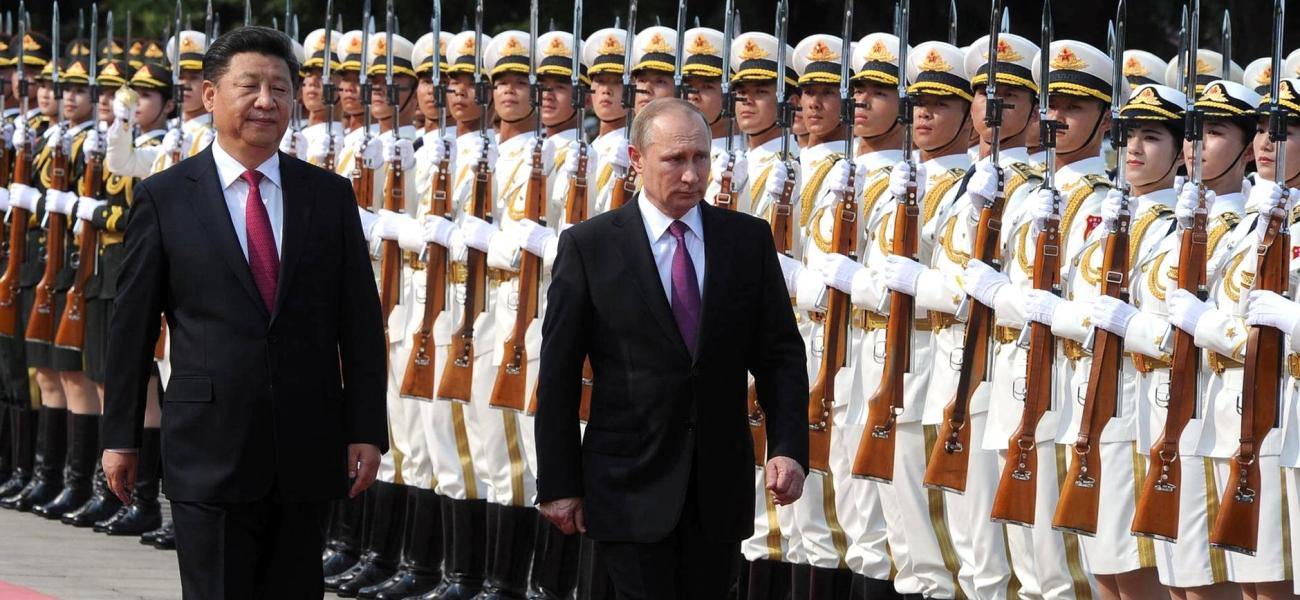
[358, 485, 417, 599]
[142, 521, 176, 549]
[421, 497, 487, 600]
[327, 487, 378, 591]
[35, 413, 97, 519]
[337, 481, 407, 597]
[848, 572, 904, 600]
[99, 427, 162, 535]
[62, 461, 122, 526]
[0, 407, 35, 499]
[372, 487, 444, 599]
[574, 535, 613, 600]
[527, 515, 578, 599]
[4, 406, 67, 511]
[809, 567, 855, 599]
[473, 505, 537, 600]
[0, 405, 11, 484]
[324, 495, 365, 577]
[746, 559, 792, 600]
[790, 564, 811, 600]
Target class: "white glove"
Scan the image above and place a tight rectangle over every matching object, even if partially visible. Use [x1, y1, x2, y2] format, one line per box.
[0, 121, 13, 150]
[0, 188, 9, 212]
[514, 218, 557, 257]
[882, 255, 925, 296]
[357, 207, 380, 241]
[1245, 290, 1300, 335]
[8, 183, 39, 212]
[359, 138, 384, 169]
[460, 215, 498, 252]
[421, 215, 458, 248]
[1175, 181, 1212, 229]
[75, 197, 105, 221]
[381, 133, 416, 171]
[427, 132, 456, 168]
[82, 127, 105, 162]
[559, 140, 586, 180]
[306, 132, 345, 164]
[43, 189, 77, 215]
[279, 130, 308, 160]
[887, 160, 927, 201]
[762, 160, 791, 202]
[11, 123, 31, 152]
[1091, 295, 1139, 336]
[828, 159, 868, 196]
[711, 150, 748, 189]
[467, 134, 499, 168]
[1027, 187, 1060, 239]
[373, 209, 408, 241]
[112, 95, 135, 124]
[1247, 179, 1287, 217]
[966, 160, 1002, 207]
[160, 128, 190, 157]
[819, 253, 864, 294]
[961, 259, 1009, 308]
[1099, 188, 1128, 232]
[45, 123, 69, 155]
[1166, 288, 1213, 335]
[1249, 184, 1298, 243]
[1023, 288, 1062, 326]
[609, 137, 631, 170]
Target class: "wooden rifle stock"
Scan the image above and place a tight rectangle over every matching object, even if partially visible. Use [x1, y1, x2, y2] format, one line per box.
[990, 215, 1062, 526]
[352, 147, 375, 210]
[26, 142, 70, 345]
[713, 162, 736, 210]
[437, 156, 492, 403]
[1132, 203, 1208, 540]
[853, 178, 920, 482]
[925, 186, 1007, 493]
[610, 169, 635, 209]
[54, 152, 104, 351]
[378, 156, 404, 319]
[399, 147, 451, 402]
[808, 177, 858, 474]
[1053, 211, 1129, 536]
[1208, 209, 1290, 555]
[490, 144, 545, 412]
[0, 144, 32, 338]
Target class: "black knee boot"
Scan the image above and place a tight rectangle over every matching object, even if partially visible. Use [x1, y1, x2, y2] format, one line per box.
[4, 406, 67, 511]
[372, 487, 444, 599]
[790, 564, 811, 600]
[848, 572, 903, 600]
[328, 485, 379, 590]
[808, 567, 855, 599]
[0, 406, 34, 499]
[746, 559, 792, 600]
[473, 505, 537, 600]
[63, 457, 123, 526]
[574, 535, 613, 600]
[423, 497, 488, 600]
[527, 515, 579, 599]
[98, 427, 162, 535]
[337, 481, 408, 597]
[358, 485, 423, 599]
[324, 495, 365, 577]
[35, 413, 98, 519]
[0, 405, 11, 484]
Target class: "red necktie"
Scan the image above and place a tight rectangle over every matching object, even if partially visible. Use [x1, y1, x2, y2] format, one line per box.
[242, 170, 279, 311]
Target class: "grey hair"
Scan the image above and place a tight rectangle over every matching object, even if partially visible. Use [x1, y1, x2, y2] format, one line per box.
[628, 97, 710, 150]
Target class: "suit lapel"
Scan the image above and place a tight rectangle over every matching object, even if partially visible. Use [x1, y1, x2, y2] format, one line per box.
[270, 154, 311, 324]
[187, 148, 266, 317]
[613, 199, 690, 359]
[694, 202, 732, 364]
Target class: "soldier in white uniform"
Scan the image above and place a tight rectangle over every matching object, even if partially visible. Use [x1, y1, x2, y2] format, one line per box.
[581, 28, 631, 216]
[680, 26, 742, 191]
[331, 30, 372, 181]
[154, 30, 213, 171]
[630, 27, 678, 113]
[298, 28, 347, 171]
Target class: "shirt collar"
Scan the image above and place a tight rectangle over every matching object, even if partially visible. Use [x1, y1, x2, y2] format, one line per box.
[639, 193, 703, 242]
[211, 138, 281, 191]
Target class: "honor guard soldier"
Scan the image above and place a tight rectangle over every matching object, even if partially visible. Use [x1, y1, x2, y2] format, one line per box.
[154, 30, 211, 171]
[277, 37, 309, 161]
[24, 34, 55, 134]
[681, 26, 739, 179]
[1242, 58, 1274, 97]
[630, 26, 678, 112]
[581, 27, 630, 215]
[1164, 49, 1242, 99]
[330, 29, 367, 175]
[1123, 51, 1169, 88]
[537, 29, 592, 237]
[299, 28, 346, 170]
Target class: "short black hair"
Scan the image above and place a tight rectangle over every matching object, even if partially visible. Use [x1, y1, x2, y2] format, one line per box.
[202, 26, 300, 87]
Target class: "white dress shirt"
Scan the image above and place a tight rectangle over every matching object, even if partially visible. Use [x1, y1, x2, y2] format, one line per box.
[638, 194, 706, 300]
[211, 140, 284, 259]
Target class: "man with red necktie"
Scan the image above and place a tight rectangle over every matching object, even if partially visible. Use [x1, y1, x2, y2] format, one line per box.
[100, 26, 388, 599]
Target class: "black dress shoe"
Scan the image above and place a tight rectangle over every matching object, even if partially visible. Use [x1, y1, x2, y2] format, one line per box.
[0, 468, 29, 499]
[94, 504, 129, 532]
[372, 568, 442, 600]
[357, 568, 405, 599]
[102, 501, 162, 536]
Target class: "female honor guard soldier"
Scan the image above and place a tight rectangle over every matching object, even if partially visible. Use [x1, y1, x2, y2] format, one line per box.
[299, 28, 346, 170]
[153, 30, 212, 171]
[581, 27, 630, 216]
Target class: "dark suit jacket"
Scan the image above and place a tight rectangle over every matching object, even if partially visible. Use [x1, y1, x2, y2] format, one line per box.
[103, 147, 388, 504]
[535, 198, 808, 544]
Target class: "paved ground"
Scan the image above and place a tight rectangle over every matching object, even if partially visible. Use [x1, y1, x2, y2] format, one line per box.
[0, 507, 181, 600]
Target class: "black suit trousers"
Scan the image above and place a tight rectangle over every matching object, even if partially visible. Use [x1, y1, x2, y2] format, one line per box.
[171, 493, 329, 600]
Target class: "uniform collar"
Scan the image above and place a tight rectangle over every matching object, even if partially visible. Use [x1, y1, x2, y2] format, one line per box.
[856, 148, 904, 170]
[1210, 191, 1245, 220]
[1055, 155, 1108, 187]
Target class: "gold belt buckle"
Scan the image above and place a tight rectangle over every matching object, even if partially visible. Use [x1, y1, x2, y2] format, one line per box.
[1288, 353, 1300, 380]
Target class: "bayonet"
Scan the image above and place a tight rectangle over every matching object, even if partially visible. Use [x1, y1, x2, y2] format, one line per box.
[431, 0, 443, 134]
[949, 0, 958, 46]
[1176, 6, 1188, 97]
[90, 2, 99, 135]
[285, 0, 292, 36]
[1269, 0, 1285, 187]
[839, 0, 853, 163]
[721, 0, 735, 157]
[1001, 6, 1009, 33]
[245, 0, 252, 27]
[78, 8, 85, 43]
[360, 0, 372, 148]
[986, 0, 1004, 165]
[105, 10, 113, 62]
[775, 0, 789, 163]
[474, 0, 488, 144]
[205, 0, 213, 45]
[571, 0, 583, 144]
[529, 0, 541, 141]
[673, 0, 687, 98]
[1221, 9, 1231, 81]
[620, 0, 637, 121]
[273, 17, 279, 33]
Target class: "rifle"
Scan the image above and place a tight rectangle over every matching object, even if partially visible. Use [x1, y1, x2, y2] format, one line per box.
[166, 0, 185, 167]
[400, 0, 447, 402]
[1208, 0, 1288, 555]
[853, 0, 916, 483]
[925, 0, 1007, 493]
[1132, 0, 1206, 541]
[27, 3, 69, 346]
[1053, 0, 1129, 538]
[490, 0, 546, 413]
[672, 0, 687, 99]
[437, 0, 490, 403]
[990, 0, 1065, 526]
[609, 0, 637, 210]
[352, 1, 375, 209]
[0, 1, 32, 339]
[377, 1, 403, 319]
[712, 0, 738, 211]
[56, 3, 104, 352]
[808, 0, 855, 475]
[321, 0, 338, 171]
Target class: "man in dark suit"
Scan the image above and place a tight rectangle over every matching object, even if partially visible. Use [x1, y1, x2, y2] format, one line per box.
[534, 97, 808, 599]
[100, 27, 388, 599]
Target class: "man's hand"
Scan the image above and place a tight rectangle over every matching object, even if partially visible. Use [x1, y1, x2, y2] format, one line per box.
[102, 450, 138, 505]
[347, 443, 381, 498]
[765, 456, 805, 506]
[539, 497, 586, 535]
